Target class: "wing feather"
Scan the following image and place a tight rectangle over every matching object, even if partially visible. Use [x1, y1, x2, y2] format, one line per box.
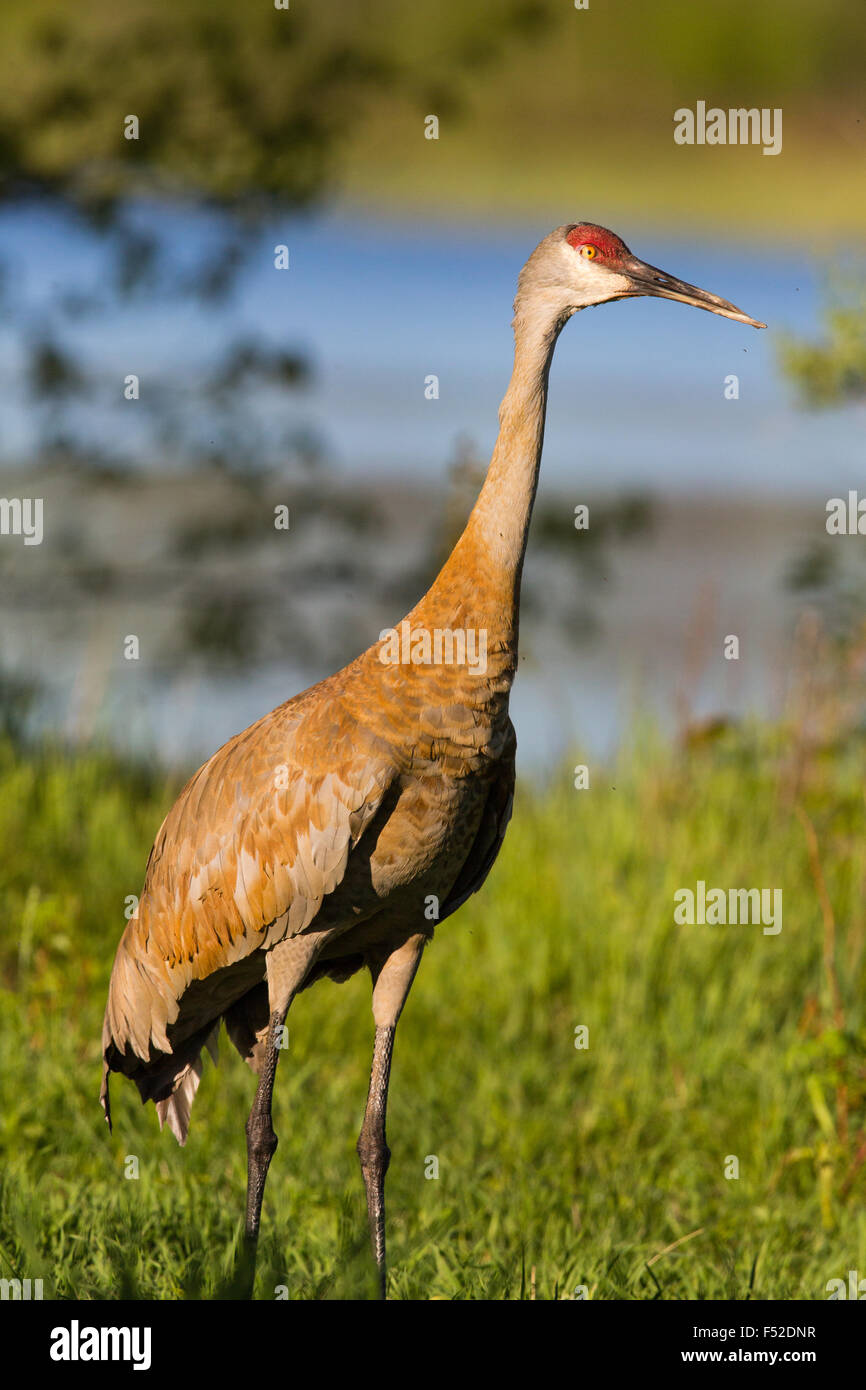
[103, 687, 398, 1070]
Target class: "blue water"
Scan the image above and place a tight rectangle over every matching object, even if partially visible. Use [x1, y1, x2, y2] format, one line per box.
[0, 201, 860, 495]
[0, 202, 859, 770]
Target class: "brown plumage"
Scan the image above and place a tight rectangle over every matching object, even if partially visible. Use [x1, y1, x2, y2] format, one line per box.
[101, 224, 763, 1296]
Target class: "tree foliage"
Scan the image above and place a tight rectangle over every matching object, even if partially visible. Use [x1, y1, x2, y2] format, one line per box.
[0, 0, 549, 210]
[778, 283, 866, 408]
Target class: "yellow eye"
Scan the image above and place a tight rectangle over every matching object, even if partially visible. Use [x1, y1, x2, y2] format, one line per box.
[580, 244, 598, 259]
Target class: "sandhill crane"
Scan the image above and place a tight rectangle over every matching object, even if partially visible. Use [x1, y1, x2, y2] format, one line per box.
[101, 223, 764, 1297]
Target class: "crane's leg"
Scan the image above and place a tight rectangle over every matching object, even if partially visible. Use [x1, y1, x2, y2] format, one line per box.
[244, 1009, 284, 1244]
[242, 936, 322, 1285]
[357, 931, 427, 1300]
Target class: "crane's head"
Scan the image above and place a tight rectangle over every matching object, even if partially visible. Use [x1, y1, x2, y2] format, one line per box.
[517, 223, 765, 329]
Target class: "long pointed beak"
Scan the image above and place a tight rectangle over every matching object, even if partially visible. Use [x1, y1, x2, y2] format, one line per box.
[619, 255, 766, 328]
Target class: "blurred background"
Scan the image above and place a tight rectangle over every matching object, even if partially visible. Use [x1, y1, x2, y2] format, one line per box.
[2, 0, 866, 1302]
[0, 0, 864, 769]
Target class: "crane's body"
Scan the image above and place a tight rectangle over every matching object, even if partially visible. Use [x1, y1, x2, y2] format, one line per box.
[101, 223, 763, 1296]
[102, 523, 517, 1139]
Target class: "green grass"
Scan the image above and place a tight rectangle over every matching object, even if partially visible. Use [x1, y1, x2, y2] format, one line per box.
[1, 723, 865, 1300]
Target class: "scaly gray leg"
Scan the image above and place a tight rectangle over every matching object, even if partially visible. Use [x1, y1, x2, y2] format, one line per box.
[241, 935, 323, 1292]
[357, 1023, 395, 1297]
[245, 1007, 285, 1242]
[357, 932, 427, 1299]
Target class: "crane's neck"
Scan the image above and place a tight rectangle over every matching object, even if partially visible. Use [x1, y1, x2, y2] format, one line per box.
[426, 295, 568, 651]
[469, 299, 565, 583]
[367, 294, 569, 738]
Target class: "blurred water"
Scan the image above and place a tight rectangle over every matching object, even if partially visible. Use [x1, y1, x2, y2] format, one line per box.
[254, 214, 859, 498]
[0, 202, 861, 493]
[0, 203, 858, 770]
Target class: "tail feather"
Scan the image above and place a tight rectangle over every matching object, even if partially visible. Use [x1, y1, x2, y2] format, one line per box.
[155, 1056, 204, 1146]
[101, 913, 267, 1143]
[102, 1020, 220, 1146]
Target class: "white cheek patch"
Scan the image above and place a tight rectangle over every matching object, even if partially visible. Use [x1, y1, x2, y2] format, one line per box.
[599, 271, 634, 297]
